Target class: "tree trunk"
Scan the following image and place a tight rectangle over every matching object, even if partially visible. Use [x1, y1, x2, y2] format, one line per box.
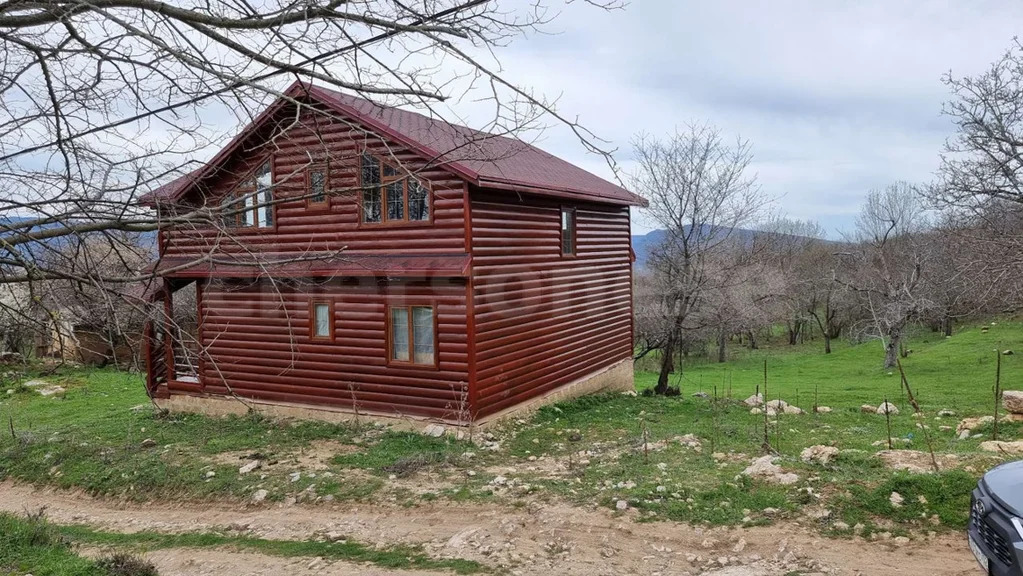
[748, 330, 758, 350]
[717, 332, 727, 363]
[655, 333, 676, 395]
[943, 315, 953, 337]
[787, 320, 801, 345]
[883, 333, 901, 370]
[823, 333, 831, 354]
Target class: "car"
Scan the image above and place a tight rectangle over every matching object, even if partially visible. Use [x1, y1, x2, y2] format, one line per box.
[970, 460, 1023, 574]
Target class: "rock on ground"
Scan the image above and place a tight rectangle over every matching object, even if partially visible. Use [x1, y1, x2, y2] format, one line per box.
[1003, 391, 1023, 415]
[741, 456, 800, 485]
[800, 445, 839, 465]
[743, 393, 764, 407]
[861, 405, 876, 414]
[876, 402, 899, 415]
[765, 399, 788, 410]
[814, 406, 832, 414]
[958, 416, 995, 434]
[979, 440, 1023, 455]
[889, 492, 904, 508]
[783, 405, 804, 415]
[423, 424, 446, 438]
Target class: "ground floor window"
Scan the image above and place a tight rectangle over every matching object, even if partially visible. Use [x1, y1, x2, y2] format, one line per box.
[310, 301, 333, 340]
[389, 305, 434, 365]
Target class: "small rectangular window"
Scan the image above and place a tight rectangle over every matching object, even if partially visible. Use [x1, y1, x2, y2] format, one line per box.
[308, 167, 327, 207]
[561, 207, 575, 255]
[361, 154, 381, 223]
[311, 301, 333, 340]
[389, 305, 435, 365]
[408, 179, 429, 221]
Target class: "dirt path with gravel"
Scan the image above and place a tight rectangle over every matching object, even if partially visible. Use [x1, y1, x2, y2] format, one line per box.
[0, 481, 978, 576]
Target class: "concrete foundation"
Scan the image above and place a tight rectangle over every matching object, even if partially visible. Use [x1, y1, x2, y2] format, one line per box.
[155, 357, 635, 433]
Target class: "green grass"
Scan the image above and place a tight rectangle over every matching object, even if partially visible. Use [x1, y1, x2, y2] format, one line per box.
[0, 512, 153, 576]
[636, 321, 1023, 414]
[0, 511, 485, 575]
[57, 524, 485, 574]
[1, 320, 1021, 536]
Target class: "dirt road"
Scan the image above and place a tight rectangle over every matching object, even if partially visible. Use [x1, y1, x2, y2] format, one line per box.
[0, 482, 979, 576]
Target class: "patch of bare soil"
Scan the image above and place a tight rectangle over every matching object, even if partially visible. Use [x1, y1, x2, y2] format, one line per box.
[876, 449, 999, 474]
[84, 547, 444, 576]
[1, 482, 977, 576]
[208, 439, 361, 470]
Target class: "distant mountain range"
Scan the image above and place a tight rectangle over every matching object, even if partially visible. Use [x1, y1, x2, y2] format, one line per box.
[631, 227, 834, 269]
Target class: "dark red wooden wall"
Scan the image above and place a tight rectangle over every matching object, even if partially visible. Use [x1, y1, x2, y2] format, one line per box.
[162, 102, 468, 259]
[469, 189, 634, 418]
[170, 277, 470, 419]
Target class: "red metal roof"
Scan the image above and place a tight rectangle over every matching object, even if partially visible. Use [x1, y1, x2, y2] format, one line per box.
[142, 82, 645, 207]
[148, 253, 472, 279]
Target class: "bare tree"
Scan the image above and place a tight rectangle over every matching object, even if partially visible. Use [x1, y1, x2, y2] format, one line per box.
[934, 39, 1023, 209]
[632, 124, 767, 395]
[839, 183, 932, 369]
[0, 1, 623, 370]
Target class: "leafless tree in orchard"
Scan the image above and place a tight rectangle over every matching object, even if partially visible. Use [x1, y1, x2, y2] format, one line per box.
[632, 124, 767, 395]
[839, 183, 932, 370]
[933, 39, 1023, 210]
[927, 39, 1023, 295]
[755, 217, 827, 346]
[0, 0, 624, 358]
[699, 246, 784, 363]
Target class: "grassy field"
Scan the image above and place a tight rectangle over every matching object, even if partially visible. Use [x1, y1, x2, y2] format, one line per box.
[0, 320, 1021, 545]
[0, 511, 158, 576]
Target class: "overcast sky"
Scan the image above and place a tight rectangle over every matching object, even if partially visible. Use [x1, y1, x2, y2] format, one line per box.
[485, 1, 1023, 237]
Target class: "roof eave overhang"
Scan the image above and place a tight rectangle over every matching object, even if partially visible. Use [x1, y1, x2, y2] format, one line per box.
[476, 177, 648, 208]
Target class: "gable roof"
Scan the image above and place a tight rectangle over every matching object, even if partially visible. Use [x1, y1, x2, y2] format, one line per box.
[141, 82, 646, 207]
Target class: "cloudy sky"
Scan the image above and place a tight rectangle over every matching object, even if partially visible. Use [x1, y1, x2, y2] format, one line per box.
[482, 0, 1023, 237]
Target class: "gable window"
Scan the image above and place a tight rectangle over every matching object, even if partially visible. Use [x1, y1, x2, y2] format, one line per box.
[310, 301, 333, 340]
[560, 207, 576, 255]
[389, 305, 434, 365]
[307, 165, 328, 208]
[221, 160, 274, 229]
[360, 153, 429, 224]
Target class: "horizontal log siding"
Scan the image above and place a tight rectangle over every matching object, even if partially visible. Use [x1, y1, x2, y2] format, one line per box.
[163, 104, 467, 258]
[172, 278, 470, 420]
[470, 190, 633, 418]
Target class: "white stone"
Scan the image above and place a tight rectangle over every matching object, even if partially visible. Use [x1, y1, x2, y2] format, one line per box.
[204, 470, 215, 479]
[239, 460, 261, 474]
[289, 472, 301, 483]
[889, 491, 904, 508]
[732, 538, 746, 553]
[766, 399, 788, 410]
[423, 424, 446, 437]
[615, 500, 629, 511]
[800, 445, 840, 465]
[743, 393, 764, 407]
[814, 406, 832, 414]
[741, 455, 799, 485]
[877, 402, 899, 415]
[251, 489, 268, 503]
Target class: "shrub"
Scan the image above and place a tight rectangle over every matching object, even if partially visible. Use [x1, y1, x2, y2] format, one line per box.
[96, 553, 159, 576]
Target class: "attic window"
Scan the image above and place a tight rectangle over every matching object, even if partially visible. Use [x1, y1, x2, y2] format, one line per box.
[221, 160, 274, 229]
[307, 165, 328, 208]
[560, 207, 576, 255]
[360, 154, 429, 224]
